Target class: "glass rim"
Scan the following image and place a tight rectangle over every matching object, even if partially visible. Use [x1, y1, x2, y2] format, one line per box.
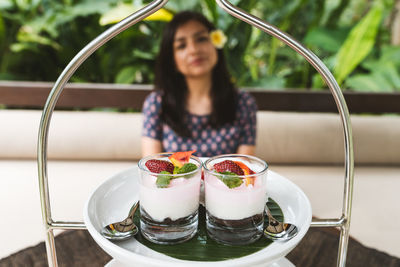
[138, 152, 202, 177]
[203, 154, 268, 178]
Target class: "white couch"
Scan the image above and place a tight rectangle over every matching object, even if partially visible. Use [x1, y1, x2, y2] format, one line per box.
[1, 109, 399, 260]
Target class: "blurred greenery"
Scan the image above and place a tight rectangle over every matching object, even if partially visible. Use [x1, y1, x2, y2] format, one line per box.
[0, 0, 399, 92]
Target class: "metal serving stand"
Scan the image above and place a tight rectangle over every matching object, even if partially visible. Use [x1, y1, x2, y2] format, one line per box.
[37, 1, 354, 266]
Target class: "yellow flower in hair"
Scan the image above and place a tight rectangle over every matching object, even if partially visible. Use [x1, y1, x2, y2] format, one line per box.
[210, 29, 227, 49]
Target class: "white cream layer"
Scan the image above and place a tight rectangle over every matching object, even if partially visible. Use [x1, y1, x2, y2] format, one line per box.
[139, 174, 201, 222]
[204, 174, 267, 220]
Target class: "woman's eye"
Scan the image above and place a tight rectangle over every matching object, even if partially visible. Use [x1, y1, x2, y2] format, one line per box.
[175, 43, 186, 50]
[197, 36, 209, 42]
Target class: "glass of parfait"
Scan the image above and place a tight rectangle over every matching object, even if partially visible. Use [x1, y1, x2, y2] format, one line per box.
[203, 154, 268, 245]
[137, 151, 201, 244]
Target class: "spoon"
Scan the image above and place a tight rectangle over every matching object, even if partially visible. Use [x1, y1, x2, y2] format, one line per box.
[264, 204, 298, 241]
[101, 201, 140, 241]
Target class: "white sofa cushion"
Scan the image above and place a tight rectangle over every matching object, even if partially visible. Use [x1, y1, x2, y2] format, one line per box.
[1, 110, 399, 164]
[256, 112, 400, 164]
[0, 110, 142, 160]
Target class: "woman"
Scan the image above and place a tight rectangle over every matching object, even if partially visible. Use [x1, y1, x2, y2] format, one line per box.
[142, 11, 257, 157]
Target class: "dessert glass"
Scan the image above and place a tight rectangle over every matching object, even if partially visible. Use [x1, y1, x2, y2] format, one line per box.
[138, 153, 202, 244]
[204, 154, 268, 245]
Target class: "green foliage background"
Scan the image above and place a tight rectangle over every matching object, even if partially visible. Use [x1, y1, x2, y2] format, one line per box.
[0, 0, 399, 92]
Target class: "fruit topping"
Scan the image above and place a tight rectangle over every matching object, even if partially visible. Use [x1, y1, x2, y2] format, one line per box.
[213, 160, 257, 188]
[145, 159, 174, 174]
[169, 150, 196, 167]
[233, 161, 255, 186]
[147, 151, 198, 188]
[214, 160, 244, 175]
[233, 161, 255, 175]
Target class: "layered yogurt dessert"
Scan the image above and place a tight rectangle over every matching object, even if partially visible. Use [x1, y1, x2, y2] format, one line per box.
[204, 154, 268, 245]
[138, 151, 201, 244]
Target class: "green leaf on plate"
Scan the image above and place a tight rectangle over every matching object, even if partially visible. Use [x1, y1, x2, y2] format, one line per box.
[155, 171, 172, 188]
[133, 198, 283, 261]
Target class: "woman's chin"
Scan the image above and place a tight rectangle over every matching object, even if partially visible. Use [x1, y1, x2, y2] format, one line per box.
[186, 69, 213, 78]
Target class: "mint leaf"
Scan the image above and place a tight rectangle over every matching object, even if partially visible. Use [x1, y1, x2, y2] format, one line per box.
[173, 166, 180, 174]
[217, 171, 243, 189]
[177, 163, 197, 174]
[156, 171, 172, 188]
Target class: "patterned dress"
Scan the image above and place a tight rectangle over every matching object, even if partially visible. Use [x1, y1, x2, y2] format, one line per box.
[142, 90, 257, 157]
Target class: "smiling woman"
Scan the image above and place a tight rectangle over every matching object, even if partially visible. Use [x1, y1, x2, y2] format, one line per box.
[173, 21, 218, 80]
[141, 11, 257, 158]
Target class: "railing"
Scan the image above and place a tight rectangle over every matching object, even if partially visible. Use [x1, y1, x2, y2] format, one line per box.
[1, 80, 400, 113]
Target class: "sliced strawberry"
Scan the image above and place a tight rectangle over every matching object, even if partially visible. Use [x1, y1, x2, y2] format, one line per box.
[145, 159, 174, 174]
[213, 160, 244, 175]
[169, 150, 196, 167]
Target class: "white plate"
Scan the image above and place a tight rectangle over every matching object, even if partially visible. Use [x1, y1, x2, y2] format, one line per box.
[83, 167, 312, 267]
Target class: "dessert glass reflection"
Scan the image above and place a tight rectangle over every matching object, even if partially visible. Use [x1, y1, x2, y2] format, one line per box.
[204, 154, 268, 245]
[138, 151, 201, 244]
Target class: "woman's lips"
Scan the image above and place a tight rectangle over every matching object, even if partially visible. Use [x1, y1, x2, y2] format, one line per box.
[190, 57, 206, 66]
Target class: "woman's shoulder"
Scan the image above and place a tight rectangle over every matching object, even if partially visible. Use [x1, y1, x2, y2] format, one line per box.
[144, 90, 163, 104]
[237, 90, 257, 109]
[142, 90, 163, 112]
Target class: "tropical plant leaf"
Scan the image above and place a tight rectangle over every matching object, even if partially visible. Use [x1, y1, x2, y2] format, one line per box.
[304, 27, 349, 53]
[0, 0, 13, 9]
[0, 0, 397, 92]
[310, 0, 325, 28]
[346, 73, 394, 92]
[254, 76, 286, 89]
[99, 3, 136, 26]
[15, 28, 61, 50]
[145, 9, 173, 22]
[202, 0, 218, 23]
[325, 0, 351, 28]
[311, 55, 337, 89]
[366, 62, 400, 90]
[380, 46, 400, 67]
[62, 0, 112, 20]
[115, 66, 137, 84]
[346, 55, 400, 92]
[132, 198, 283, 261]
[99, 3, 173, 26]
[0, 72, 18, 80]
[334, 3, 383, 85]
[0, 14, 5, 51]
[164, 0, 198, 12]
[132, 50, 155, 60]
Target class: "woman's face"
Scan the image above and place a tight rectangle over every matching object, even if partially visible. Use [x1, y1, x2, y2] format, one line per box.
[173, 20, 218, 79]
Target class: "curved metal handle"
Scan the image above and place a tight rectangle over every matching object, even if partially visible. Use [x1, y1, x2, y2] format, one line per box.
[38, 1, 354, 266]
[37, 1, 168, 266]
[215, 1, 354, 266]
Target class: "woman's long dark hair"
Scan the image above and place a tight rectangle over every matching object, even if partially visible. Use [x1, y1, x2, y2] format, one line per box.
[154, 11, 237, 137]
